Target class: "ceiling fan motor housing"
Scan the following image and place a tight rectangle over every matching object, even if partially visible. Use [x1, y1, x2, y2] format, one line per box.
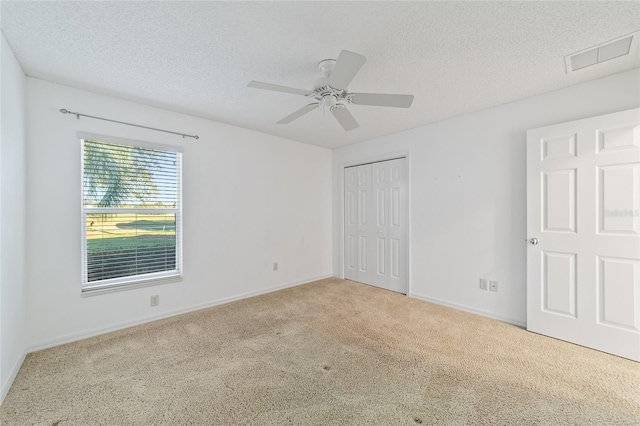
[312, 78, 346, 101]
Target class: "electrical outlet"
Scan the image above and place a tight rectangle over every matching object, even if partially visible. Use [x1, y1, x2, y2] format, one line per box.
[273, 262, 278, 271]
[479, 279, 488, 290]
[150, 295, 159, 307]
[489, 280, 498, 292]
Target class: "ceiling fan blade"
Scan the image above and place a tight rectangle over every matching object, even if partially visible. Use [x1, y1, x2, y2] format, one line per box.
[349, 93, 414, 108]
[331, 105, 359, 132]
[277, 103, 319, 124]
[248, 81, 311, 96]
[328, 50, 366, 90]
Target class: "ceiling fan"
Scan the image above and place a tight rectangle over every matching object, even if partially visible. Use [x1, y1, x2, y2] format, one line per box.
[248, 50, 414, 132]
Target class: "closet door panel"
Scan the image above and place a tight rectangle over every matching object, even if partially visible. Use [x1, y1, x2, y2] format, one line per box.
[356, 164, 376, 284]
[344, 167, 359, 280]
[370, 161, 390, 288]
[344, 158, 407, 294]
[388, 158, 407, 293]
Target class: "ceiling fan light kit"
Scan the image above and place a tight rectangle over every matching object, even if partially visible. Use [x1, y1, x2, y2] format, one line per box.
[248, 50, 415, 131]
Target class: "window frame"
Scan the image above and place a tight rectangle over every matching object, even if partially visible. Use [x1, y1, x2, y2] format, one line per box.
[80, 134, 183, 294]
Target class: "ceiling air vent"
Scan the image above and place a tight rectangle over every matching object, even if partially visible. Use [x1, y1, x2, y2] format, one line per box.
[565, 34, 635, 73]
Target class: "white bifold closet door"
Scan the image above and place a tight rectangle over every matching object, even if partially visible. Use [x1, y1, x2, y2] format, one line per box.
[345, 158, 407, 294]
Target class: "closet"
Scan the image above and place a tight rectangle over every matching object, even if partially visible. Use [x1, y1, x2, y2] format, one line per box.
[344, 158, 407, 293]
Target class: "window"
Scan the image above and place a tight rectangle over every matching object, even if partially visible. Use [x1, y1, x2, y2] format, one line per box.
[81, 138, 182, 292]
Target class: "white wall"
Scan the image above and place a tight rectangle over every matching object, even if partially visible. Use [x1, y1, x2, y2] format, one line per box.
[1, 34, 27, 402]
[333, 68, 640, 326]
[25, 78, 333, 350]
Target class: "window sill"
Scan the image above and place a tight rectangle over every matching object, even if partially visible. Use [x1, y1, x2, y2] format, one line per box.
[81, 274, 182, 297]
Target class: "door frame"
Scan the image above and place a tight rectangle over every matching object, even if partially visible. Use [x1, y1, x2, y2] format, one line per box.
[337, 151, 411, 294]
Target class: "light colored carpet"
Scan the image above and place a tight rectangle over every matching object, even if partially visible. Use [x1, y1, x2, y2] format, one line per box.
[1, 278, 639, 425]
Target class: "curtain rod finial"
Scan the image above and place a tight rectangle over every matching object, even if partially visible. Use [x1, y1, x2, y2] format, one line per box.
[60, 108, 68, 114]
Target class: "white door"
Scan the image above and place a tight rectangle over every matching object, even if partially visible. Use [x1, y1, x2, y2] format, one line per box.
[387, 158, 408, 293]
[356, 164, 376, 285]
[527, 108, 640, 361]
[343, 163, 377, 284]
[344, 166, 359, 281]
[344, 158, 407, 293]
[371, 161, 389, 288]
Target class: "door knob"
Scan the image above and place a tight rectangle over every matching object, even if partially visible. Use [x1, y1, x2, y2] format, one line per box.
[529, 238, 539, 245]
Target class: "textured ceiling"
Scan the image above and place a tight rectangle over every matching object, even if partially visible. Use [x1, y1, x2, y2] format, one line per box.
[2, 1, 639, 149]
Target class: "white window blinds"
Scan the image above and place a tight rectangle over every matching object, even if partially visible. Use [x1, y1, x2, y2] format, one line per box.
[81, 139, 182, 291]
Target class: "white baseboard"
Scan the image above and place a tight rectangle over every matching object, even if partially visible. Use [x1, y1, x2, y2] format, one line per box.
[409, 292, 526, 328]
[1, 351, 26, 405]
[28, 274, 333, 353]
